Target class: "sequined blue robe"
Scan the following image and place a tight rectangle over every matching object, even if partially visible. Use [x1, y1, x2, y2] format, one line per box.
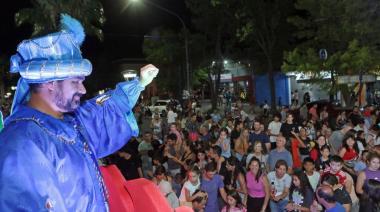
[0, 79, 144, 211]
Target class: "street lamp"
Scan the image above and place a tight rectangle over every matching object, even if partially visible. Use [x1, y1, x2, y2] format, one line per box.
[132, 0, 190, 94]
[122, 69, 137, 81]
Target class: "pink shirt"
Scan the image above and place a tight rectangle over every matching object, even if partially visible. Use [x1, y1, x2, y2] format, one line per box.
[246, 171, 265, 198]
[221, 206, 247, 212]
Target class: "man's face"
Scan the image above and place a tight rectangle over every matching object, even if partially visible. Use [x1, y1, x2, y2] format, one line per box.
[275, 165, 286, 178]
[205, 170, 216, 179]
[53, 77, 86, 112]
[144, 133, 152, 142]
[254, 122, 261, 131]
[276, 137, 285, 148]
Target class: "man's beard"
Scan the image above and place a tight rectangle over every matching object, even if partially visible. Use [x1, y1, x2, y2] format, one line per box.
[54, 90, 82, 112]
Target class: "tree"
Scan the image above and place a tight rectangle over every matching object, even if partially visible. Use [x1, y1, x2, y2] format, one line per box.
[15, 0, 105, 40]
[143, 28, 187, 97]
[185, 0, 238, 110]
[234, 0, 294, 110]
[283, 0, 380, 106]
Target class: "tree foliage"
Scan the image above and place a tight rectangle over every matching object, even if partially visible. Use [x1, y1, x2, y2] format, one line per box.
[233, 0, 294, 109]
[15, 0, 105, 40]
[185, 0, 239, 110]
[142, 28, 188, 94]
[283, 0, 380, 103]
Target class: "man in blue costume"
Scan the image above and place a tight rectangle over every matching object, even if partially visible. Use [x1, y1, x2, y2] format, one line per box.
[0, 14, 158, 211]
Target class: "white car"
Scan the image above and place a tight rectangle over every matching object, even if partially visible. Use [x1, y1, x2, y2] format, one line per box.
[148, 99, 182, 115]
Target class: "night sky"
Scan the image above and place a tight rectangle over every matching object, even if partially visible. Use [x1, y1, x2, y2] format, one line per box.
[0, 0, 189, 92]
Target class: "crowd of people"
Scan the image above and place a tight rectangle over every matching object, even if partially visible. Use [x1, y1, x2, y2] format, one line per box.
[102, 99, 380, 212]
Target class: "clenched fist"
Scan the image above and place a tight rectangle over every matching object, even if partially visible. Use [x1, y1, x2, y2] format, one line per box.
[139, 64, 159, 87]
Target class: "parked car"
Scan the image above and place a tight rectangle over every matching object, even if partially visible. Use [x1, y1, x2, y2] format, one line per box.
[147, 99, 182, 115]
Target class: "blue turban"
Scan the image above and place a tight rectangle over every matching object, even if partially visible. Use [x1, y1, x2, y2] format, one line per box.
[9, 14, 92, 114]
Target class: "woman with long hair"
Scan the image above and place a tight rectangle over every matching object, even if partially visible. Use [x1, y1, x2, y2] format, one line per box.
[356, 152, 380, 194]
[246, 141, 268, 171]
[310, 135, 328, 161]
[285, 171, 314, 212]
[339, 135, 360, 162]
[246, 157, 270, 212]
[362, 179, 380, 212]
[225, 157, 247, 204]
[234, 128, 250, 162]
[221, 190, 247, 212]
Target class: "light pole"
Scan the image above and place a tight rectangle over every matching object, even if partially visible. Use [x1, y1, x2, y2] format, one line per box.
[132, 0, 190, 94]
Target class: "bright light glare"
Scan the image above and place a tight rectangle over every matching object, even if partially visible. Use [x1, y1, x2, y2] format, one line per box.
[123, 73, 137, 79]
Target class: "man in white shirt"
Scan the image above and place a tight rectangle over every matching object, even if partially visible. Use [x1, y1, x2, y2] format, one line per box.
[268, 114, 282, 150]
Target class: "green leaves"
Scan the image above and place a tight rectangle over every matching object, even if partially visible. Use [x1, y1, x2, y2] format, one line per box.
[15, 0, 105, 40]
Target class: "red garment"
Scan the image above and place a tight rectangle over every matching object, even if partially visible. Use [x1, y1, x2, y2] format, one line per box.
[310, 148, 319, 161]
[309, 107, 318, 121]
[291, 138, 302, 168]
[322, 167, 347, 185]
[342, 148, 358, 161]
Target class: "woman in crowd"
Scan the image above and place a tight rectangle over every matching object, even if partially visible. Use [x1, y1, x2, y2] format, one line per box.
[339, 135, 360, 173]
[339, 135, 360, 161]
[361, 179, 380, 212]
[152, 165, 170, 186]
[234, 128, 250, 162]
[246, 141, 268, 171]
[291, 128, 309, 169]
[217, 128, 232, 159]
[310, 135, 328, 161]
[246, 157, 270, 212]
[356, 152, 380, 200]
[225, 157, 247, 204]
[285, 171, 314, 212]
[196, 149, 208, 171]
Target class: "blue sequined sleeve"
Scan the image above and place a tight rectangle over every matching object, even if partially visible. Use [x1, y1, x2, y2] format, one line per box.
[75, 79, 144, 158]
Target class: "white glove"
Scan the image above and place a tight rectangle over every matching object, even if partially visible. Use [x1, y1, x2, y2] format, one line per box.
[139, 64, 159, 87]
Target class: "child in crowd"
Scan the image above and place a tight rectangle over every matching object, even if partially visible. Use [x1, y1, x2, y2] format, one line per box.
[179, 165, 201, 206]
[315, 145, 331, 172]
[303, 157, 320, 191]
[191, 190, 208, 212]
[322, 156, 348, 187]
[353, 150, 369, 174]
[221, 190, 247, 212]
